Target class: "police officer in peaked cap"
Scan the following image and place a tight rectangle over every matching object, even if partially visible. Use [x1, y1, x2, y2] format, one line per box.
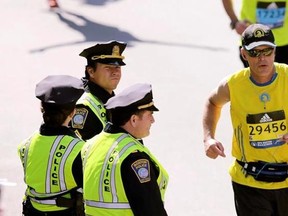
[82, 83, 169, 216]
[71, 40, 127, 141]
[18, 75, 86, 215]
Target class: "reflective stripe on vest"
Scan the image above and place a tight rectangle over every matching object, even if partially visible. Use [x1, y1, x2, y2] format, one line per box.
[21, 136, 33, 176]
[78, 93, 107, 127]
[86, 200, 130, 209]
[30, 197, 57, 205]
[28, 188, 83, 206]
[98, 135, 133, 202]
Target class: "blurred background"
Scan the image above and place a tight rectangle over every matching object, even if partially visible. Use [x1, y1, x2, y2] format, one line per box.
[0, 0, 242, 215]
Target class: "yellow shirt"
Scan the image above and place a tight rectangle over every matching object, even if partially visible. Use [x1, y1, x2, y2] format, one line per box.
[228, 63, 288, 189]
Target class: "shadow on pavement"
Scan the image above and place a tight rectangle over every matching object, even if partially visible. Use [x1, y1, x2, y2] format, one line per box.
[30, 10, 228, 53]
[81, 0, 122, 6]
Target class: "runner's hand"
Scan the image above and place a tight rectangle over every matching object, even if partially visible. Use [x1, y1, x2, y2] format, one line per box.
[204, 138, 226, 159]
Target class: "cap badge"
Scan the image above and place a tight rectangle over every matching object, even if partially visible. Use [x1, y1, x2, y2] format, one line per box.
[112, 45, 120, 57]
[254, 29, 265, 38]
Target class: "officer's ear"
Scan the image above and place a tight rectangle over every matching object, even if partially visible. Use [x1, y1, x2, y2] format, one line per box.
[87, 66, 95, 78]
[241, 47, 248, 60]
[130, 114, 137, 127]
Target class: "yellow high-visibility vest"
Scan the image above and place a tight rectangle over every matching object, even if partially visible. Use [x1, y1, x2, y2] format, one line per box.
[83, 132, 169, 216]
[18, 133, 84, 212]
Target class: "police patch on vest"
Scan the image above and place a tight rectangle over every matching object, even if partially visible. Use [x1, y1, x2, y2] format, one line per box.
[71, 108, 88, 129]
[131, 159, 150, 183]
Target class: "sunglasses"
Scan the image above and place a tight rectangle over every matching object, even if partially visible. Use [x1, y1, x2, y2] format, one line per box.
[246, 48, 275, 57]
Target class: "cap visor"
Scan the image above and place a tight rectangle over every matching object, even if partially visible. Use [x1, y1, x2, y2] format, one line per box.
[108, 61, 126, 66]
[244, 41, 276, 50]
[149, 105, 159, 111]
[98, 59, 126, 66]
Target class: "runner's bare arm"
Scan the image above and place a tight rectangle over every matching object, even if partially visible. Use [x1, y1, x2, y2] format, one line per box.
[202, 79, 230, 159]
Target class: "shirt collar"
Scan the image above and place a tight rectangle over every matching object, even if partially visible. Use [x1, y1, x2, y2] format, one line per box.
[40, 123, 78, 137]
[87, 80, 115, 104]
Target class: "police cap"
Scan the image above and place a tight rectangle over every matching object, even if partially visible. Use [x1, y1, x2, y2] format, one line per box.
[79, 40, 127, 66]
[35, 75, 84, 105]
[105, 83, 159, 112]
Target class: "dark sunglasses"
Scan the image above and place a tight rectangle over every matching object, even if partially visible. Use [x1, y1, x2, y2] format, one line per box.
[246, 47, 275, 57]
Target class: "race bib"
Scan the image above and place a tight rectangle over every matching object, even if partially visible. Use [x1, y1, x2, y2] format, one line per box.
[247, 110, 287, 148]
[256, 2, 286, 29]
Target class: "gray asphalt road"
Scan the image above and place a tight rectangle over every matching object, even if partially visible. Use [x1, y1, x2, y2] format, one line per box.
[0, 0, 242, 215]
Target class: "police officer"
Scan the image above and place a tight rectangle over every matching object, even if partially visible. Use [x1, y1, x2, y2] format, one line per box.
[71, 40, 127, 141]
[82, 83, 169, 216]
[18, 75, 85, 216]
